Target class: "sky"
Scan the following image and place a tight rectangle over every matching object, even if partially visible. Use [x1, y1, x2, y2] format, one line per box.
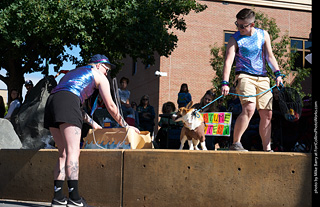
[0, 45, 81, 100]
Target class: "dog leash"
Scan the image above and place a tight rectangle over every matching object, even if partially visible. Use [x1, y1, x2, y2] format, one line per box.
[89, 78, 129, 149]
[194, 84, 279, 115]
[194, 72, 286, 115]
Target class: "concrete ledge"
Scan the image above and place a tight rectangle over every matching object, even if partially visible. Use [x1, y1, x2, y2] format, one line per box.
[0, 149, 311, 207]
[0, 149, 123, 207]
[122, 150, 311, 207]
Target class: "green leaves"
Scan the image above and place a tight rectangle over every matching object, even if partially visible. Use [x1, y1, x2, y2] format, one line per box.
[0, 0, 207, 93]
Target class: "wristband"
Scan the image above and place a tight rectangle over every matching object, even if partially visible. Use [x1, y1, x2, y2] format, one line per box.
[221, 80, 229, 86]
[274, 71, 282, 78]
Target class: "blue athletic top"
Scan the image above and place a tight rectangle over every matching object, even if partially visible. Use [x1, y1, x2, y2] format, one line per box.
[233, 28, 267, 76]
[177, 92, 192, 108]
[51, 65, 96, 104]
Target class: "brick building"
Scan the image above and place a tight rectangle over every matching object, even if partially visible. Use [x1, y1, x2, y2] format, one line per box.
[116, 0, 312, 133]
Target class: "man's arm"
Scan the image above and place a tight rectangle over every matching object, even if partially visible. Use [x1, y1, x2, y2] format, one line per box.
[221, 37, 237, 95]
[264, 31, 283, 86]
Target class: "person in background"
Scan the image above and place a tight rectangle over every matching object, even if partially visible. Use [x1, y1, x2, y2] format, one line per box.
[0, 95, 5, 118]
[227, 87, 242, 118]
[118, 77, 134, 118]
[156, 101, 181, 149]
[158, 101, 177, 127]
[118, 77, 130, 106]
[198, 89, 219, 113]
[177, 83, 192, 108]
[217, 98, 227, 112]
[4, 89, 21, 120]
[24, 80, 34, 100]
[131, 101, 140, 128]
[137, 95, 155, 135]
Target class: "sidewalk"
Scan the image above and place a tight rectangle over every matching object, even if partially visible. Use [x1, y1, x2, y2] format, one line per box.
[0, 199, 50, 207]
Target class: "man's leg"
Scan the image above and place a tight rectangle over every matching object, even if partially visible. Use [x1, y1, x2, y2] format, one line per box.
[232, 74, 257, 150]
[231, 101, 256, 150]
[258, 109, 273, 151]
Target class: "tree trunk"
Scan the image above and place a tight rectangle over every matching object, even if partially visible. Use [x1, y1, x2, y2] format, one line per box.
[6, 60, 25, 104]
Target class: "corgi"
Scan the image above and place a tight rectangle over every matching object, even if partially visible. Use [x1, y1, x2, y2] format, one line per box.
[173, 101, 207, 150]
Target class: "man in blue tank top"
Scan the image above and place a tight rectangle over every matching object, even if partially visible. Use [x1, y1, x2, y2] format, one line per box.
[221, 8, 283, 151]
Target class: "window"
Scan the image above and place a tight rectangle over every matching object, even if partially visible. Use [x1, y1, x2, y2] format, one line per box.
[290, 38, 312, 69]
[224, 31, 235, 47]
[132, 59, 137, 76]
[145, 55, 151, 69]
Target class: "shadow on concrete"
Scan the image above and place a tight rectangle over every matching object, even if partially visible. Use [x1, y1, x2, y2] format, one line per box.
[0, 200, 50, 207]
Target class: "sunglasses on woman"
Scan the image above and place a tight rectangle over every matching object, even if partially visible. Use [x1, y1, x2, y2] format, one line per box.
[101, 63, 111, 72]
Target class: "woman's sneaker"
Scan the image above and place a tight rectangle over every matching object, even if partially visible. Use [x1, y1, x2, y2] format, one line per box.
[51, 197, 68, 207]
[67, 197, 88, 207]
[229, 142, 248, 151]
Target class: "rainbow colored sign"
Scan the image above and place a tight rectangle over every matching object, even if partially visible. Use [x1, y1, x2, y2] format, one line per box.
[201, 112, 232, 136]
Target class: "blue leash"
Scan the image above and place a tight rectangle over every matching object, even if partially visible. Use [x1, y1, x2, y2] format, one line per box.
[91, 95, 99, 116]
[195, 84, 279, 114]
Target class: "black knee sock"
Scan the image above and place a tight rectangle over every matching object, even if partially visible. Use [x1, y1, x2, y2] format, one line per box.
[67, 180, 80, 200]
[54, 180, 64, 200]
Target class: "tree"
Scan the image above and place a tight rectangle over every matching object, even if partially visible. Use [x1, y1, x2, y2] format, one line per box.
[210, 9, 311, 98]
[0, 0, 207, 102]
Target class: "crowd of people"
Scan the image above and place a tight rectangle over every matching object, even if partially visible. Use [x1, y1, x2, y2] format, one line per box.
[155, 83, 313, 152]
[0, 73, 312, 153]
[78, 75, 312, 153]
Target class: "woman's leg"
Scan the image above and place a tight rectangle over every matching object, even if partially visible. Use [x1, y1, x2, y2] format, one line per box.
[50, 127, 67, 180]
[50, 127, 67, 201]
[59, 123, 81, 201]
[60, 123, 81, 180]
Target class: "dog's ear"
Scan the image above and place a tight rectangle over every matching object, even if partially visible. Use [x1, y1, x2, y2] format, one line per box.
[186, 101, 193, 109]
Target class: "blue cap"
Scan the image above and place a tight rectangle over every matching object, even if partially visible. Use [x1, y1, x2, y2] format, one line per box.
[89, 54, 116, 69]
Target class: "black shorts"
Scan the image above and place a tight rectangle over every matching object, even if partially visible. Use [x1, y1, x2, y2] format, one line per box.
[44, 91, 83, 129]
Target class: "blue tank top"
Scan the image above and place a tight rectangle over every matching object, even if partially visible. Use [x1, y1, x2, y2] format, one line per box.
[51, 65, 96, 104]
[233, 28, 266, 76]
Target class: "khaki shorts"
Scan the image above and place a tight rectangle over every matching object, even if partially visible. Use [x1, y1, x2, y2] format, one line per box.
[235, 73, 273, 110]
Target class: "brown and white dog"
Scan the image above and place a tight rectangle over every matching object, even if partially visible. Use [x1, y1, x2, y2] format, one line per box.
[173, 101, 207, 150]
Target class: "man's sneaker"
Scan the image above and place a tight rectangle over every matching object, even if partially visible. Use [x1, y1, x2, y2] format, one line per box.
[229, 142, 248, 151]
[67, 197, 88, 207]
[51, 197, 68, 207]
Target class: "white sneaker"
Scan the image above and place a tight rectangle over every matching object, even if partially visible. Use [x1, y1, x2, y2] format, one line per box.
[51, 197, 67, 207]
[229, 142, 248, 151]
[67, 197, 88, 207]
